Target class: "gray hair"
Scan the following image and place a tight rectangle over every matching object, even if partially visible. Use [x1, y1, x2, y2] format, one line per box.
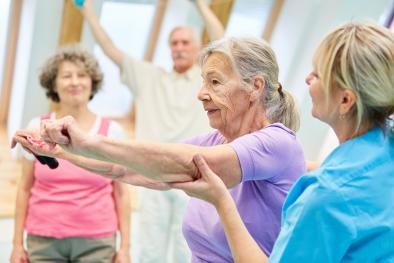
[199, 37, 300, 131]
[314, 22, 394, 133]
[168, 26, 201, 46]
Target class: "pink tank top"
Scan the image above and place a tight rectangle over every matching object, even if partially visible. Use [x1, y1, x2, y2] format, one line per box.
[25, 115, 118, 238]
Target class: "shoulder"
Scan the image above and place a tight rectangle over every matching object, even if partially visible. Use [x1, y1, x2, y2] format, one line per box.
[106, 119, 127, 140]
[283, 170, 356, 227]
[183, 130, 224, 146]
[26, 113, 53, 130]
[230, 123, 303, 161]
[122, 54, 164, 74]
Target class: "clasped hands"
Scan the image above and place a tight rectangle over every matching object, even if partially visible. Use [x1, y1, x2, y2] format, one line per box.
[11, 116, 229, 205]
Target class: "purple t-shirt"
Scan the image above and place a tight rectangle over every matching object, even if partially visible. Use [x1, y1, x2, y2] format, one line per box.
[183, 123, 306, 263]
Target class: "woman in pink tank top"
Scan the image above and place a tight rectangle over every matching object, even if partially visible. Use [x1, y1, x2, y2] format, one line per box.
[10, 45, 131, 263]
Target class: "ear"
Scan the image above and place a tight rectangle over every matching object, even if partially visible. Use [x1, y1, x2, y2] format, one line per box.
[250, 76, 265, 102]
[339, 89, 357, 115]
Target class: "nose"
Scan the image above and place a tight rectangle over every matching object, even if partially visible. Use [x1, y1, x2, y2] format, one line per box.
[305, 73, 313, 85]
[71, 74, 79, 85]
[197, 85, 210, 102]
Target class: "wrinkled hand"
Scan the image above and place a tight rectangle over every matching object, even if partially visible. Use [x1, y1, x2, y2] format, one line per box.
[11, 130, 61, 158]
[39, 116, 90, 156]
[113, 248, 130, 263]
[10, 245, 29, 263]
[169, 154, 228, 206]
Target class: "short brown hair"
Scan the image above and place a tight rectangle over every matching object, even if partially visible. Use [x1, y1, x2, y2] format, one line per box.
[39, 44, 103, 102]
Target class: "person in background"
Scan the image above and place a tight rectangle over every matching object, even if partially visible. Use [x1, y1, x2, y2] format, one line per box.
[172, 22, 394, 263]
[76, 0, 225, 261]
[10, 45, 131, 263]
[13, 37, 306, 262]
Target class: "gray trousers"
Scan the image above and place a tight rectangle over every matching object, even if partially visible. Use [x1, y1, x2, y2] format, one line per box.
[27, 234, 116, 263]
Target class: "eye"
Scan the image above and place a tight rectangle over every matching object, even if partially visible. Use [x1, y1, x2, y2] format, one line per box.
[78, 72, 88, 78]
[62, 74, 71, 79]
[211, 79, 220, 85]
[311, 71, 319, 79]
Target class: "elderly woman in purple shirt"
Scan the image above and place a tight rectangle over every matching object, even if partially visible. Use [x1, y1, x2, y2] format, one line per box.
[13, 37, 306, 262]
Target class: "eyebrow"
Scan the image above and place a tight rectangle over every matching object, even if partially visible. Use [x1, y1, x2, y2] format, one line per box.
[202, 70, 224, 78]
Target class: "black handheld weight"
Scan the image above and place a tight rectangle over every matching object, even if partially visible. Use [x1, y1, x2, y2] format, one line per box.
[34, 154, 59, 169]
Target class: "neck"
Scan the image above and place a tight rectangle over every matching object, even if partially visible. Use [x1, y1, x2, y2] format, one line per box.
[56, 104, 96, 130]
[333, 118, 373, 144]
[223, 108, 269, 142]
[174, 64, 193, 74]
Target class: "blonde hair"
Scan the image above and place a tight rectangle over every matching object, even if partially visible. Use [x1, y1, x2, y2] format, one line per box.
[313, 22, 394, 133]
[199, 37, 300, 131]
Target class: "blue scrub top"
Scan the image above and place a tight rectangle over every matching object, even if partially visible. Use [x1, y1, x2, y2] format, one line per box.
[270, 127, 394, 262]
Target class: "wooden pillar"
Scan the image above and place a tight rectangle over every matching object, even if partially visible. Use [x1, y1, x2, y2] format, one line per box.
[262, 0, 285, 42]
[144, 0, 169, 62]
[201, 0, 234, 46]
[59, 0, 84, 45]
[0, 0, 23, 127]
[50, 0, 85, 112]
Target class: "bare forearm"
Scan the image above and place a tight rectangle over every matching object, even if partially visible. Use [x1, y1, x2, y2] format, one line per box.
[60, 151, 128, 180]
[216, 193, 268, 263]
[195, 0, 224, 41]
[60, 150, 173, 187]
[82, 4, 123, 65]
[83, 136, 198, 182]
[113, 182, 131, 250]
[13, 189, 30, 246]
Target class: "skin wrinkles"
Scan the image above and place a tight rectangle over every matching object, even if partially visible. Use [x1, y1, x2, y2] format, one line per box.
[199, 53, 260, 141]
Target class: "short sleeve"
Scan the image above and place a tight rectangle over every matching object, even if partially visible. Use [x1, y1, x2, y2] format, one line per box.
[269, 184, 356, 262]
[120, 54, 162, 97]
[229, 125, 298, 181]
[21, 117, 41, 161]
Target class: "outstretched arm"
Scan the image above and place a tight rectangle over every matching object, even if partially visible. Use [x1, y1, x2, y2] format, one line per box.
[77, 0, 123, 66]
[11, 130, 171, 190]
[171, 155, 268, 263]
[35, 116, 243, 187]
[194, 0, 225, 41]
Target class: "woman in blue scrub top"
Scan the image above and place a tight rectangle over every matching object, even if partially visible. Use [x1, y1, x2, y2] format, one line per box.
[171, 22, 394, 262]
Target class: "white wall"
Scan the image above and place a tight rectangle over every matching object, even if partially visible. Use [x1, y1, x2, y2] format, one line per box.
[270, 0, 392, 160]
[1, 0, 392, 261]
[0, 0, 12, 94]
[7, 0, 63, 145]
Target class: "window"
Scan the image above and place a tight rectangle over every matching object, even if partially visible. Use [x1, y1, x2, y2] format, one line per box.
[225, 0, 274, 37]
[88, 0, 156, 117]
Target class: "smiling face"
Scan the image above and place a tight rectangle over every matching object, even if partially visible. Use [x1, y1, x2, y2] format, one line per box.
[54, 61, 93, 107]
[305, 61, 346, 129]
[170, 27, 199, 73]
[198, 53, 253, 138]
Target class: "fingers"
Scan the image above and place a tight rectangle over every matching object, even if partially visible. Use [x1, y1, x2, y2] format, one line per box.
[41, 117, 72, 145]
[193, 154, 214, 178]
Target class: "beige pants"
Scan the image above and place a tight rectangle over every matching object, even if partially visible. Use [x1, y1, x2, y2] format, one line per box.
[27, 234, 116, 263]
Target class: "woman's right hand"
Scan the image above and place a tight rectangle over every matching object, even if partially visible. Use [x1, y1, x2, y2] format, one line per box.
[10, 245, 29, 263]
[169, 154, 229, 207]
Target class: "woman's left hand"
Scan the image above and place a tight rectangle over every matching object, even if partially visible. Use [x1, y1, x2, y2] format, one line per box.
[11, 130, 62, 158]
[113, 247, 130, 263]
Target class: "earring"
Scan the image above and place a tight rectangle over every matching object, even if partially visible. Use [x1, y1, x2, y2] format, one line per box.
[339, 114, 346, 120]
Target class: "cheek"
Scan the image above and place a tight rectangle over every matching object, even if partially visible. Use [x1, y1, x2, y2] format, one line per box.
[211, 89, 233, 111]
